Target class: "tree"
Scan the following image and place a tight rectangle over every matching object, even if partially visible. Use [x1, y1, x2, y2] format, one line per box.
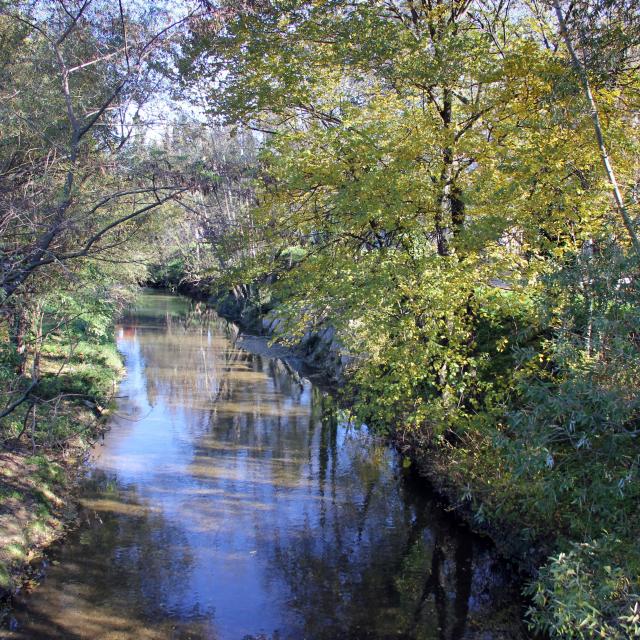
[146, 118, 261, 287]
[0, 0, 196, 426]
[551, 0, 640, 254]
[0, 0, 194, 304]
[182, 0, 621, 431]
[182, 4, 640, 634]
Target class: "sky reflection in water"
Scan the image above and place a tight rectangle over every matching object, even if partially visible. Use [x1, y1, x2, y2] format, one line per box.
[5, 292, 527, 640]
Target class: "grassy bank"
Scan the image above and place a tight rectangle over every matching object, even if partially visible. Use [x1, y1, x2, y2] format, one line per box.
[0, 320, 124, 618]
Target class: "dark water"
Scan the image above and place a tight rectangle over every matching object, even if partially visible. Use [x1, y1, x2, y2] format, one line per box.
[3, 292, 527, 640]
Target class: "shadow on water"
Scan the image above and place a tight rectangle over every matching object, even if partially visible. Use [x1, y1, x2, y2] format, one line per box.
[1, 291, 529, 640]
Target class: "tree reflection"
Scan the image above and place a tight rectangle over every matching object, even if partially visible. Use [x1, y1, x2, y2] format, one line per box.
[259, 391, 519, 640]
[9, 470, 216, 639]
[9, 291, 526, 640]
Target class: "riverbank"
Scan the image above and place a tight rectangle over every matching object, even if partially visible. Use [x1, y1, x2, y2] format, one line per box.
[194, 287, 534, 560]
[0, 332, 123, 624]
[195, 283, 640, 639]
[207, 285, 347, 383]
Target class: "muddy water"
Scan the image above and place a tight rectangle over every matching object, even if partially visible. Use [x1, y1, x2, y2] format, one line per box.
[4, 292, 527, 640]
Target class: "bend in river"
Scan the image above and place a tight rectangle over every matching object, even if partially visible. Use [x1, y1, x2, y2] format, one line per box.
[3, 291, 528, 640]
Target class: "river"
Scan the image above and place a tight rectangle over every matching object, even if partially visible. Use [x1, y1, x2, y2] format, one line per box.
[3, 291, 528, 640]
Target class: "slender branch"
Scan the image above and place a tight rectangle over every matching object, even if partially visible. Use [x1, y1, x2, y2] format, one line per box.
[55, 0, 92, 46]
[0, 381, 37, 421]
[118, 0, 130, 72]
[56, 189, 189, 261]
[68, 49, 124, 74]
[0, 189, 187, 299]
[77, 81, 127, 141]
[552, 0, 640, 255]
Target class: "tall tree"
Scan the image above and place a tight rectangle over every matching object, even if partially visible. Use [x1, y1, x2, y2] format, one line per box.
[552, 0, 640, 253]
[0, 0, 193, 304]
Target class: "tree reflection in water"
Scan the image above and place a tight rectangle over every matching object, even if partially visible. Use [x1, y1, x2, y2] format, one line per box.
[260, 398, 483, 640]
[5, 292, 526, 640]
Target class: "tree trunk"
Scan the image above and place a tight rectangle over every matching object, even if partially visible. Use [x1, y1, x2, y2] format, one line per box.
[9, 301, 30, 376]
[552, 0, 640, 255]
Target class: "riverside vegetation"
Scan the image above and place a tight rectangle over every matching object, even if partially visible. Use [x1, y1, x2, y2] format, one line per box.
[0, 0, 189, 612]
[2, 0, 640, 638]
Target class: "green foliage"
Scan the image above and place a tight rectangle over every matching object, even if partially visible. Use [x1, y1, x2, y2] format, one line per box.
[0, 563, 9, 590]
[148, 255, 190, 288]
[527, 535, 640, 639]
[0, 260, 133, 446]
[182, 0, 640, 636]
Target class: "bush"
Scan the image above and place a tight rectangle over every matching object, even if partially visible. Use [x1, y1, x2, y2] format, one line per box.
[527, 535, 640, 639]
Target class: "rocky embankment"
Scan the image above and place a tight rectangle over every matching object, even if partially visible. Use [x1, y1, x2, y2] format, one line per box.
[209, 284, 349, 383]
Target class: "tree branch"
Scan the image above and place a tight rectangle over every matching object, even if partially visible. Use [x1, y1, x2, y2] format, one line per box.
[552, 0, 640, 255]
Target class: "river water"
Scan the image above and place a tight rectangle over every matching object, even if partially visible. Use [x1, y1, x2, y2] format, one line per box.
[4, 291, 527, 640]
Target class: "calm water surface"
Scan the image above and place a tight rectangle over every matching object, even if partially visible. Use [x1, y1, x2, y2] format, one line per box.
[4, 292, 527, 640]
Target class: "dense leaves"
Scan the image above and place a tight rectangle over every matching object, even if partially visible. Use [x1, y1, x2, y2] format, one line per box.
[180, 0, 640, 636]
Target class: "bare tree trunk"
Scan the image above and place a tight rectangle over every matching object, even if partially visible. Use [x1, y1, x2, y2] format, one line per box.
[32, 304, 44, 381]
[10, 302, 30, 376]
[552, 0, 640, 255]
[435, 89, 454, 257]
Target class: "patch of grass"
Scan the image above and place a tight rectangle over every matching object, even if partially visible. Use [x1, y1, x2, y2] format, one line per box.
[0, 488, 23, 502]
[34, 503, 50, 519]
[4, 544, 26, 562]
[28, 456, 64, 486]
[27, 519, 48, 538]
[0, 563, 10, 590]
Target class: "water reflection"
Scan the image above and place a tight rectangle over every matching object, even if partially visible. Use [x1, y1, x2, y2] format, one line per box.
[3, 292, 527, 640]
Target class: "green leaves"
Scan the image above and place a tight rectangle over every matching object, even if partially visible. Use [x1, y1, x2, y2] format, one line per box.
[527, 535, 640, 639]
[183, 2, 640, 636]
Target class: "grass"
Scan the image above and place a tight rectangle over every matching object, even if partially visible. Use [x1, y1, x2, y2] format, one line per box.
[0, 320, 124, 608]
[4, 544, 26, 563]
[0, 565, 9, 591]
